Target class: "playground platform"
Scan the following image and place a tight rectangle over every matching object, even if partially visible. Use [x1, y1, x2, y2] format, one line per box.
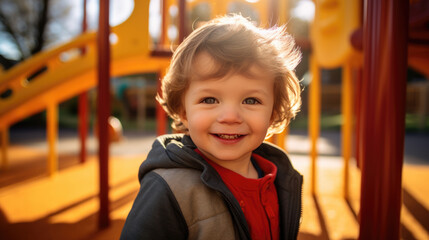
[0, 129, 428, 240]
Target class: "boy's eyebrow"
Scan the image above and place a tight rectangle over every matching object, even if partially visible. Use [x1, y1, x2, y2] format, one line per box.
[192, 87, 218, 93]
[245, 88, 272, 97]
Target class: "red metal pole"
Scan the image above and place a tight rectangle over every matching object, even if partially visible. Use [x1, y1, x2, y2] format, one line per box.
[97, 0, 110, 229]
[155, 0, 187, 136]
[160, 0, 167, 47]
[156, 71, 167, 136]
[79, 0, 88, 164]
[358, 0, 408, 239]
[178, 0, 186, 42]
[355, 67, 362, 169]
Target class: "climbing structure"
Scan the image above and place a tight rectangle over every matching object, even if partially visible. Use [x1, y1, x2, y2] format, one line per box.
[0, 0, 171, 170]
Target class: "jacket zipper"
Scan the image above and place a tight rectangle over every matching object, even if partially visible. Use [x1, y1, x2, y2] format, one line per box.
[202, 175, 251, 239]
[222, 194, 251, 239]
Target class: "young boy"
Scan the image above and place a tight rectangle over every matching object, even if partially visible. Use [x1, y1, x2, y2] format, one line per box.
[121, 15, 303, 240]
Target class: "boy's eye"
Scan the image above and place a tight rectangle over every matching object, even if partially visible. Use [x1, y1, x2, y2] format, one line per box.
[201, 97, 218, 104]
[243, 98, 260, 105]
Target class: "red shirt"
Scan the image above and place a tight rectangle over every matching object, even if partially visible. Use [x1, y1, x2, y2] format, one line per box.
[196, 150, 279, 240]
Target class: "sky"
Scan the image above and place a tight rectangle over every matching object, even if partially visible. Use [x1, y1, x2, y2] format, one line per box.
[292, 0, 314, 21]
[70, 0, 135, 29]
[64, 0, 162, 43]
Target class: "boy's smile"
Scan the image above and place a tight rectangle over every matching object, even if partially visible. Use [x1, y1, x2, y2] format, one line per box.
[180, 52, 275, 175]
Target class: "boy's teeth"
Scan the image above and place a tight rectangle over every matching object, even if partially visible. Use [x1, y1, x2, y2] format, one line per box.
[218, 134, 240, 140]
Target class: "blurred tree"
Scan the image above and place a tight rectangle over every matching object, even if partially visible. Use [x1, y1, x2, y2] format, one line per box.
[0, 0, 49, 65]
[0, 0, 76, 69]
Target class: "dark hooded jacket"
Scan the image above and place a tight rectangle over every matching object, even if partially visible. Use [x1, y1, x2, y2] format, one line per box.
[120, 134, 303, 240]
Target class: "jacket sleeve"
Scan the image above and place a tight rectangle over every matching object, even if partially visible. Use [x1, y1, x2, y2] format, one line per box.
[120, 171, 188, 240]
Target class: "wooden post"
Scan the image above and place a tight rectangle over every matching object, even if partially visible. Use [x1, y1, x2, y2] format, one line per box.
[47, 103, 58, 176]
[342, 61, 353, 199]
[97, 0, 111, 229]
[358, 0, 408, 238]
[79, 0, 89, 164]
[309, 55, 321, 195]
[1, 128, 8, 170]
[355, 67, 363, 169]
[79, 92, 88, 164]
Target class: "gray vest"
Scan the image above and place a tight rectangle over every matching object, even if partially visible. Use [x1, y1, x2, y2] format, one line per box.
[154, 168, 238, 240]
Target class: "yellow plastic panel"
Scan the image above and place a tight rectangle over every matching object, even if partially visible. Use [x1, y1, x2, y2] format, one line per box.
[310, 0, 360, 68]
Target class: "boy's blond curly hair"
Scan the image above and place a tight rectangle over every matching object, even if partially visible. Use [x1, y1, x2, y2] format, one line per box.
[157, 14, 302, 136]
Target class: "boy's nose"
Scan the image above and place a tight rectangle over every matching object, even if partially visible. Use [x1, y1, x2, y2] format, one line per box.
[217, 104, 243, 124]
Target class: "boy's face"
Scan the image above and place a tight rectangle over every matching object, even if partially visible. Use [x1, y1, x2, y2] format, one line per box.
[180, 52, 274, 167]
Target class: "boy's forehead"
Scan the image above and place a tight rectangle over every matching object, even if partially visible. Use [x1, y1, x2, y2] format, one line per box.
[191, 51, 273, 81]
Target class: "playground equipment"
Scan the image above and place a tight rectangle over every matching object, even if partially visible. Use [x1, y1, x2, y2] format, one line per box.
[0, 0, 171, 172]
[357, 1, 408, 238]
[187, 0, 271, 25]
[310, 0, 428, 238]
[1, 0, 423, 237]
[163, 0, 291, 40]
[309, 0, 360, 198]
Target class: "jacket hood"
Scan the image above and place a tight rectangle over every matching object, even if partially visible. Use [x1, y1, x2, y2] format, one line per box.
[138, 134, 205, 181]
